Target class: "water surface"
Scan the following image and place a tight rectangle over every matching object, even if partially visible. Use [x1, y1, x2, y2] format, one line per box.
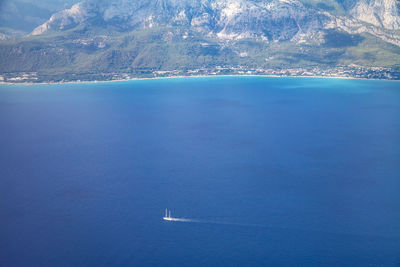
[0, 77, 399, 266]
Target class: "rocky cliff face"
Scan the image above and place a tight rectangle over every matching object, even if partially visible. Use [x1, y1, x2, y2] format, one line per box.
[32, 0, 329, 42]
[31, 2, 91, 35]
[31, 0, 400, 46]
[350, 0, 400, 29]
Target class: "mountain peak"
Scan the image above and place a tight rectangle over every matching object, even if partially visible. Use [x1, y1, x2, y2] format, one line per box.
[351, 0, 400, 30]
[1, 0, 399, 82]
[32, 2, 89, 35]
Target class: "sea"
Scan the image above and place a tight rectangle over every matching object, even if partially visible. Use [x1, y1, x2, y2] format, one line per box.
[0, 77, 399, 266]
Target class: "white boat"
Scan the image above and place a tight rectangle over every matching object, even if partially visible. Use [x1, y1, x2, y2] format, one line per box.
[163, 209, 192, 222]
[163, 208, 174, 221]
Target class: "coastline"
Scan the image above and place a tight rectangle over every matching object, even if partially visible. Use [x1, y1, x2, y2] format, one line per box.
[1, 73, 399, 86]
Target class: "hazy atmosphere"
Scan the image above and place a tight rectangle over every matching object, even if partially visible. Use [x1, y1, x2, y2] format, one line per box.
[0, 0, 79, 32]
[0, 1, 399, 266]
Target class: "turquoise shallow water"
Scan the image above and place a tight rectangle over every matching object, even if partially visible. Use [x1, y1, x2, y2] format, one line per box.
[0, 77, 400, 266]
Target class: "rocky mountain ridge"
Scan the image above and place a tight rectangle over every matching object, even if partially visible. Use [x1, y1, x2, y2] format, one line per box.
[1, 0, 400, 82]
[351, 0, 400, 30]
[32, 0, 400, 43]
[31, 0, 323, 42]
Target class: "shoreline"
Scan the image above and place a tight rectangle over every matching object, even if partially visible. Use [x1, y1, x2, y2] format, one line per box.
[1, 74, 399, 86]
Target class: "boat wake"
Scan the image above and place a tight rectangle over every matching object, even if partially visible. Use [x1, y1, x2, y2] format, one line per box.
[162, 209, 265, 227]
[162, 209, 397, 238]
[163, 217, 195, 222]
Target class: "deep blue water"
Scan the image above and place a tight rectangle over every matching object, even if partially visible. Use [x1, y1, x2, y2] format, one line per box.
[0, 77, 399, 266]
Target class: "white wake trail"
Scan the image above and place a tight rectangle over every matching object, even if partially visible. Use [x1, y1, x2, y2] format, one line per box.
[163, 217, 196, 222]
[163, 209, 265, 227]
[163, 217, 266, 228]
[186, 219, 266, 228]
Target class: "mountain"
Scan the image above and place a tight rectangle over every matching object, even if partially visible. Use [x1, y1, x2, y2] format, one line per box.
[31, 0, 328, 41]
[1, 0, 400, 82]
[351, 0, 400, 29]
[0, 0, 81, 34]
